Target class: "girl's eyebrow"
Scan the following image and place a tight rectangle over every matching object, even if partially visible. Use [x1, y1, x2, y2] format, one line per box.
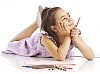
[60, 13, 69, 19]
[67, 13, 69, 15]
[67, 13, 70, 17]
[60, 15, 66, 19]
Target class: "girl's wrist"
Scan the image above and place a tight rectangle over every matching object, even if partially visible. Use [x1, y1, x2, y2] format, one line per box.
[64, 36, 71, 41]
[73, 36, 85, 46]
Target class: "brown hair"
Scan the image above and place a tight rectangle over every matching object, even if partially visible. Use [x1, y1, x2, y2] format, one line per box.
[41, 7, 61, 47]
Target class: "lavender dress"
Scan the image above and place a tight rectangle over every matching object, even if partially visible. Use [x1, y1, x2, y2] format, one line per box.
[2, 20, 75, 58]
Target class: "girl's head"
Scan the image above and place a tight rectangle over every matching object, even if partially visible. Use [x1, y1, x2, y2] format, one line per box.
[41, 7, 74, 47]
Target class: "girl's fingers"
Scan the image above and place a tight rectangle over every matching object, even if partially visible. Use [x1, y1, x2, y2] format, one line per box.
[60, 21, 63, 28]
[79, 29, 81, 35]
[60, 21, 65, 31]
[56, 21, 71, 36]
[71, 31, 79, 34]
[72, 26, 79, 32]
[63, 22, 68, 31]
[56, 21, 64, 34]
[71, 29, 79, 33]
[71, 34, 75, 37]
[56, 21, 62, 33]
[57, 21, 65, 32]
[71, 29, 80, 35]
[63, 22, 70, 32]
[56, 22, 60, 34]
[71, 29, 81, 35]
[73, 26, 78, 30]
[71, 32, 79, 36]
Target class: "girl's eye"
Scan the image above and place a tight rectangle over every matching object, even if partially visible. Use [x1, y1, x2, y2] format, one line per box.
[67, 13, 70, 17]
[62, 17, 67, 21]
[68, 14, 70, 17]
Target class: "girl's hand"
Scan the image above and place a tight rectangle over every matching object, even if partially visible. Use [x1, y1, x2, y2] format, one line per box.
[70, 26, 81, 42]
[56, 21, 70, 37]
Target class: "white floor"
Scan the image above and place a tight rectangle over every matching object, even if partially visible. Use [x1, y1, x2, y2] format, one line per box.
[0, 52, 100, 74]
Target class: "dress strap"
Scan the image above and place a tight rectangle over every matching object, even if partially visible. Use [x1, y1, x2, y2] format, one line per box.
[41, 30, 57, 45]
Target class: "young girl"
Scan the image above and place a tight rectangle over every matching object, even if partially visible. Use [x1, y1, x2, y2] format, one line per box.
[2, 6, 94, 61]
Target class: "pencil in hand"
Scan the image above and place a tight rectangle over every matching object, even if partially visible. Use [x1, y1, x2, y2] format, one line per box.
[76, 16, 81, 27]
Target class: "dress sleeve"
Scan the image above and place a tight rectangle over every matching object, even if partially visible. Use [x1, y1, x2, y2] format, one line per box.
[40, 30, 57, 45]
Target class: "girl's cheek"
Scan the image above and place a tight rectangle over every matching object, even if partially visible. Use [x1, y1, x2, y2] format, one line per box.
[69, 25, 74, 30]
[72, 25, 74, 29]
[63, 21, 67, 24]
[67, 26, 71, 31]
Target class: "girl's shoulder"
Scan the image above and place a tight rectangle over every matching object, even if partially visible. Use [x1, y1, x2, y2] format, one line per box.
[40, 30, 57, 46]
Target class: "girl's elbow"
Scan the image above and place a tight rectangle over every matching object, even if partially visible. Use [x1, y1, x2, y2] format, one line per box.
[87, 57, 94, 61]
[59, 58, 65, 61]
[87, 54, 94, 61]
[56, 56, 66, 61]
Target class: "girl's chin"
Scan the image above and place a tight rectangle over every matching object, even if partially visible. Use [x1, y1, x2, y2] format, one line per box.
[69, 27, 74, 30]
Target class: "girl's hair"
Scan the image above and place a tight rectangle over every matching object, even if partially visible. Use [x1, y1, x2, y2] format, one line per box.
[41, 7, 61, 47]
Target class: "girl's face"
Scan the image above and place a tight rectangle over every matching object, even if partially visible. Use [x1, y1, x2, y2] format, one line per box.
[54, 9, 74, 31]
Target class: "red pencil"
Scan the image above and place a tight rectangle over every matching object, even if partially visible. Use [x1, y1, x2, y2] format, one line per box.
[71, 17, 81, 39]
[76, 16, 81, 27]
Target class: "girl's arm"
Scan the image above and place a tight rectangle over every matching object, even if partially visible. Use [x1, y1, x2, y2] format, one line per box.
[71, 26, 94, 60]
[41, 35, 71, 61]
[73, 36, 94, 60]
[10, 21, 38, 42]
[41, 21, 71, 61]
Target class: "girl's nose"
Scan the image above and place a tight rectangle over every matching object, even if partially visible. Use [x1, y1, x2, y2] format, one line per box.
[68, 19, 71, 22]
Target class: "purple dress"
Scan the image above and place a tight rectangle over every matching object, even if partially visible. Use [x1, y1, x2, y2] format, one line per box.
[2, 32, 74, 58]
[2, 21, 75, 58]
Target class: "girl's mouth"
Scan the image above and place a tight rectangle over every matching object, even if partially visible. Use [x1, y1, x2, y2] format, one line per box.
[68, 24, 72, 26]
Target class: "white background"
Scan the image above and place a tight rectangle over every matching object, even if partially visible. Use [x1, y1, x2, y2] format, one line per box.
[0, 0, 100, 55]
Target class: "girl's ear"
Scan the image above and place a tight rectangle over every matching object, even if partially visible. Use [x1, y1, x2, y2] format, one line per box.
[50, 26, 58, 32]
